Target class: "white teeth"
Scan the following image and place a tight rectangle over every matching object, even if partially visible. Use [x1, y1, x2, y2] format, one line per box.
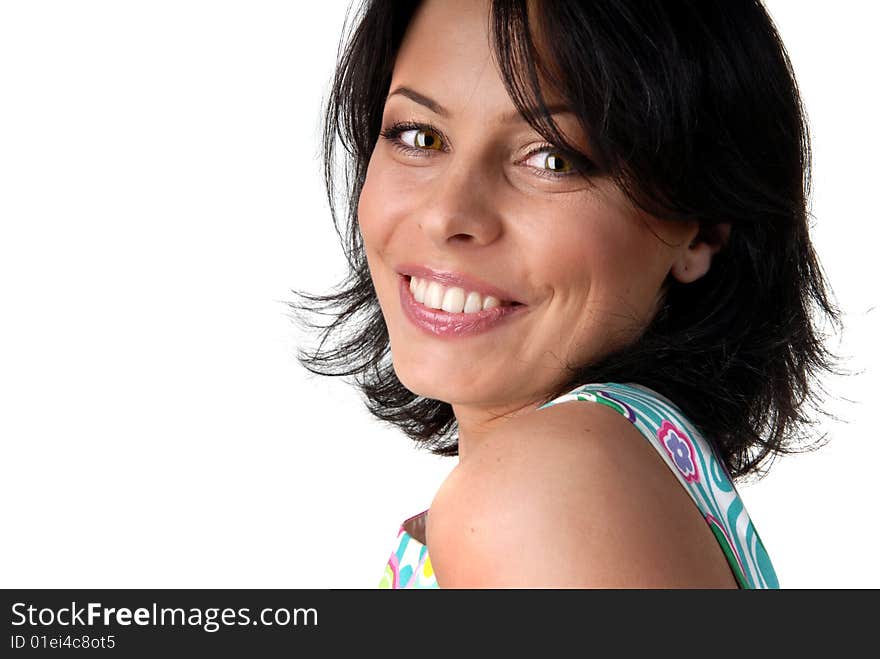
[424, 281, 446, 309]
[440, 287, 467, 313]
[463, 291, 483, 313]
[408, 275, 515, 314]
[414, 277, 428, 304]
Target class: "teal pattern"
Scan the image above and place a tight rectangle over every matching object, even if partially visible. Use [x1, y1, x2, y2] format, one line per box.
[380, 381, 778, 589]
[537, 382, 778, 589]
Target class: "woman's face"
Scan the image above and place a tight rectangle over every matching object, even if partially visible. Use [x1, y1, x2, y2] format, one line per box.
[357, 0, 699, 415]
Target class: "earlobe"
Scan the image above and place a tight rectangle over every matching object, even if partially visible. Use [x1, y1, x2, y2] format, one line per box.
[669, 222, 731, 284]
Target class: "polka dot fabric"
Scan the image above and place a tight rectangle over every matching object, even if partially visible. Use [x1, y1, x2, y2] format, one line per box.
[378, 520, 437, 589]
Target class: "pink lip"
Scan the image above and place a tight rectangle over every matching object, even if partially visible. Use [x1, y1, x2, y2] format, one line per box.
[398, 273, 527, 338]
[394, 263, 525, 305]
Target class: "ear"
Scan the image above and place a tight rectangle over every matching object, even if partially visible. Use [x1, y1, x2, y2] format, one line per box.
[669, 222, 731, 284]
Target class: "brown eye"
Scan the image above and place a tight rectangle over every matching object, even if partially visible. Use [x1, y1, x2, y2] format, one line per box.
[521, 146, 582, 180]
[543, 153, 573, 173]
[379, 121, 447, 158]
[544, 153, 572, 172]
[408, 127, 443, 150]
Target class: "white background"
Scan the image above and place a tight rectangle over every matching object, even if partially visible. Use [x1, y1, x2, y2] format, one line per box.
[0, 1, 876, 588]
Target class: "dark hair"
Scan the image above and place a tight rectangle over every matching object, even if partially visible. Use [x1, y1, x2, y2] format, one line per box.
[288, 0, 849, 482]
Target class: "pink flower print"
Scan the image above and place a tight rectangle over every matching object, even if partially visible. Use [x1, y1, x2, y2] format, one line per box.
[658, 419, 699, 483]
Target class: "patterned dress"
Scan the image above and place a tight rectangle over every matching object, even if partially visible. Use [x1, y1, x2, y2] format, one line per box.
[378, 381, 779, 589]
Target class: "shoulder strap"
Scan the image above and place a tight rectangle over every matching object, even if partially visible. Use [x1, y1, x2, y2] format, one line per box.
[538, 381, 779, 589]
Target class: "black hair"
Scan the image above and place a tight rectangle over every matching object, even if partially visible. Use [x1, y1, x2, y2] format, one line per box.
[287, 0, 849, 483]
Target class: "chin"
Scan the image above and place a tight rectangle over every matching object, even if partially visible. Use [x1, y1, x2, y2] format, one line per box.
[391, 360, 454, 402]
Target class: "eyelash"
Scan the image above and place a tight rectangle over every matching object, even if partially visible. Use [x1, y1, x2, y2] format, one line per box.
[378, 120, 588, 181]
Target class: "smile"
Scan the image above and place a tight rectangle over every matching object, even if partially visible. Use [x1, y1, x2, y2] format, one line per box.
[398, 274, 527, 338]
[408, 275, 519, 312]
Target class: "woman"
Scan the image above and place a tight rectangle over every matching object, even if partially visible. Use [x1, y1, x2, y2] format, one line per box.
[290, 0, 843, 588]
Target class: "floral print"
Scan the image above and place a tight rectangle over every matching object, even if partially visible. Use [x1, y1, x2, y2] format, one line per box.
[380, 382, 778, 589]
[658, 419, 700, 483]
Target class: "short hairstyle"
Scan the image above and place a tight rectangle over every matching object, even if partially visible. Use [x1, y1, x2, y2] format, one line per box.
[288, 0, 848, 482]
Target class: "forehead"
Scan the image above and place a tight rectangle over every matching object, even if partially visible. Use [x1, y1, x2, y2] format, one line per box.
[388, 0, 576, 131]
[390, 0, 505, 109]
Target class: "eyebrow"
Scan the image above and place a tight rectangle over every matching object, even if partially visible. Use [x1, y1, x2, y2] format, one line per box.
[386, 85, 574, 124]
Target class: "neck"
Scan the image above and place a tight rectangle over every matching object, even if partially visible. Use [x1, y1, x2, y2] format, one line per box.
[452, 395, 543, 462]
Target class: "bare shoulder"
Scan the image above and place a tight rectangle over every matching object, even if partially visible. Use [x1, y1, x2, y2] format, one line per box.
[426, 398, 737, 588]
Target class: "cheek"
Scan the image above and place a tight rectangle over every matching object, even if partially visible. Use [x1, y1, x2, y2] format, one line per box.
[356, 156, 415, 317]
[533, 201, 666, 322]
[357, 154, 410, 255]
[357, 161, 383, 247]
[530, 213, 614, 297]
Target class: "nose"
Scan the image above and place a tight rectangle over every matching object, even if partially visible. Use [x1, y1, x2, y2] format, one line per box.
[419, 153, 504, 248]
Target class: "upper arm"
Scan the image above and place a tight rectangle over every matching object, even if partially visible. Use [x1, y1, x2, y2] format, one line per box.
[426, 400, 736, 588]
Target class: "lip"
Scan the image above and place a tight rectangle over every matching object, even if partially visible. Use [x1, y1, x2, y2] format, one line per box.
[398, 273, 527, 339]
[394, 263, 526, 306]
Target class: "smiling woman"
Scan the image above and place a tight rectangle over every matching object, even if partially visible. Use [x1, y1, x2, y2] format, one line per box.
[288, 0, 844, 588]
